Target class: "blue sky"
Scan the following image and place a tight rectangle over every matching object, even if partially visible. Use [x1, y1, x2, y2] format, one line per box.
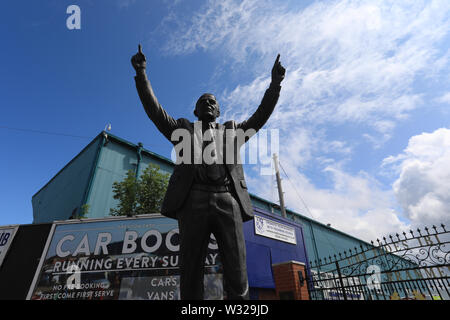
[1, 0, 449, 242]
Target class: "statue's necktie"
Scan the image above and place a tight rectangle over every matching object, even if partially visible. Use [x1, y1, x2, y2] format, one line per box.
[204, 125, 221, 182]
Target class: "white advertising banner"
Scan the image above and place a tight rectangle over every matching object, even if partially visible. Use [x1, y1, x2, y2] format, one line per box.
[0, 226, 19, 267]
[26, 215, 222, 300]
[254, 215, 296, 245]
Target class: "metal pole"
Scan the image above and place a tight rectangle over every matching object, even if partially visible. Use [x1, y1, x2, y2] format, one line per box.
[335, 261, 348, 300]
[273, 153, 287, 218]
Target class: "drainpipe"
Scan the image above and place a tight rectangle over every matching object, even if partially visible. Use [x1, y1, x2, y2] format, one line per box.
[135, 142, 143, 178]
[81, 131, 106, 218]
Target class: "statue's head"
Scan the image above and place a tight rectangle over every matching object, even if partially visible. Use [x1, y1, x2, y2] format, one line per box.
[194, 93, 220, 122]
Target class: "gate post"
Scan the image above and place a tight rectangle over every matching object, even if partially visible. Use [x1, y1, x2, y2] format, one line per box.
[272, 261, 309, 300]
[335, 261, 348, 300]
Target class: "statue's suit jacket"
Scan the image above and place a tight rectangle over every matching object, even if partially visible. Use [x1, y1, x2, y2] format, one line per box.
[135, 73, 281, 222]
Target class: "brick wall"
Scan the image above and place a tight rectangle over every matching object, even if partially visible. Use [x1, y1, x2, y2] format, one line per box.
[272, 261, 309, 300]
[257, 288, 278, 300]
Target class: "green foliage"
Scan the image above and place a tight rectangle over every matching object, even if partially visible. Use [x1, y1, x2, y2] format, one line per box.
[79, 204, 90, 219]
[110, 164, 170, 216]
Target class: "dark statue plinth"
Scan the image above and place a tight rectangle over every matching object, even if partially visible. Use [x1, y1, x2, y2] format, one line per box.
[131, 44, 285, 300]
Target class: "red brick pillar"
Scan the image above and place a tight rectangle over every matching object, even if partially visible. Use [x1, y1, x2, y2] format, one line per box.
[272, 261, 309, 300]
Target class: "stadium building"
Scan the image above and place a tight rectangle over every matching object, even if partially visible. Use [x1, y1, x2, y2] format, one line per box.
[2, 131, 443, 300]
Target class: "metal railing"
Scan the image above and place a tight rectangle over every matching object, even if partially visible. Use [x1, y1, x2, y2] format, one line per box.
[307, 224, 450, 300]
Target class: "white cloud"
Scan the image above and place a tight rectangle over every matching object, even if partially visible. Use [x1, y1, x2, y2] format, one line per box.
[163, 0, 449, 135]
[384, 128, 450, 226]
[117, 0, 136, 9]
[159, 0, 450, 241]
[248, 157, 409, 242]
[436, 92, 450, 104]
[158, 0, 450, 178]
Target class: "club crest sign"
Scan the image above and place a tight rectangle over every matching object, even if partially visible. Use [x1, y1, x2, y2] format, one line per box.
[254, 215, 297, 245]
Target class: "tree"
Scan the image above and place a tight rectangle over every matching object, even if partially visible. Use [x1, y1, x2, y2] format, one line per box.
[79, 204, 90, 219]
[110, 163, 170, 216]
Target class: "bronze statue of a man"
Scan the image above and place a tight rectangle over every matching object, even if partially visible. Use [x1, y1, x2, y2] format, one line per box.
[131, 45, 285, 300]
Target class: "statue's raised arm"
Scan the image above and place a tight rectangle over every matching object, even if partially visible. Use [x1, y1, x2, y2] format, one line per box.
[236, 54, 286, 138]
[272, 54, 286, 84]
[132, 44, 179, 141]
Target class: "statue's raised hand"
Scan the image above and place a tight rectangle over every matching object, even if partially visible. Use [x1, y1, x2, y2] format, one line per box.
[131, 44, 147, 73]
[272, 54, 286, 85]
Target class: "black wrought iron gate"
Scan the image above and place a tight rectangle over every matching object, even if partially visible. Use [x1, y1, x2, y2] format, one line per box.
[307, 224, 449, 300]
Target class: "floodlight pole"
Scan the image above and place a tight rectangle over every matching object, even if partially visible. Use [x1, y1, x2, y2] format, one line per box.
[273, 153, 287, 218]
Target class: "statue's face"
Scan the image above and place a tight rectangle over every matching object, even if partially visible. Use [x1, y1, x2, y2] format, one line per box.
[195, 93, 220, 122]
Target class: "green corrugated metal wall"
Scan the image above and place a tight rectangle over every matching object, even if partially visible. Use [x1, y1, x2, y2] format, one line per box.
[86, 134, 174, 219]
[32, 135, 102, 223]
